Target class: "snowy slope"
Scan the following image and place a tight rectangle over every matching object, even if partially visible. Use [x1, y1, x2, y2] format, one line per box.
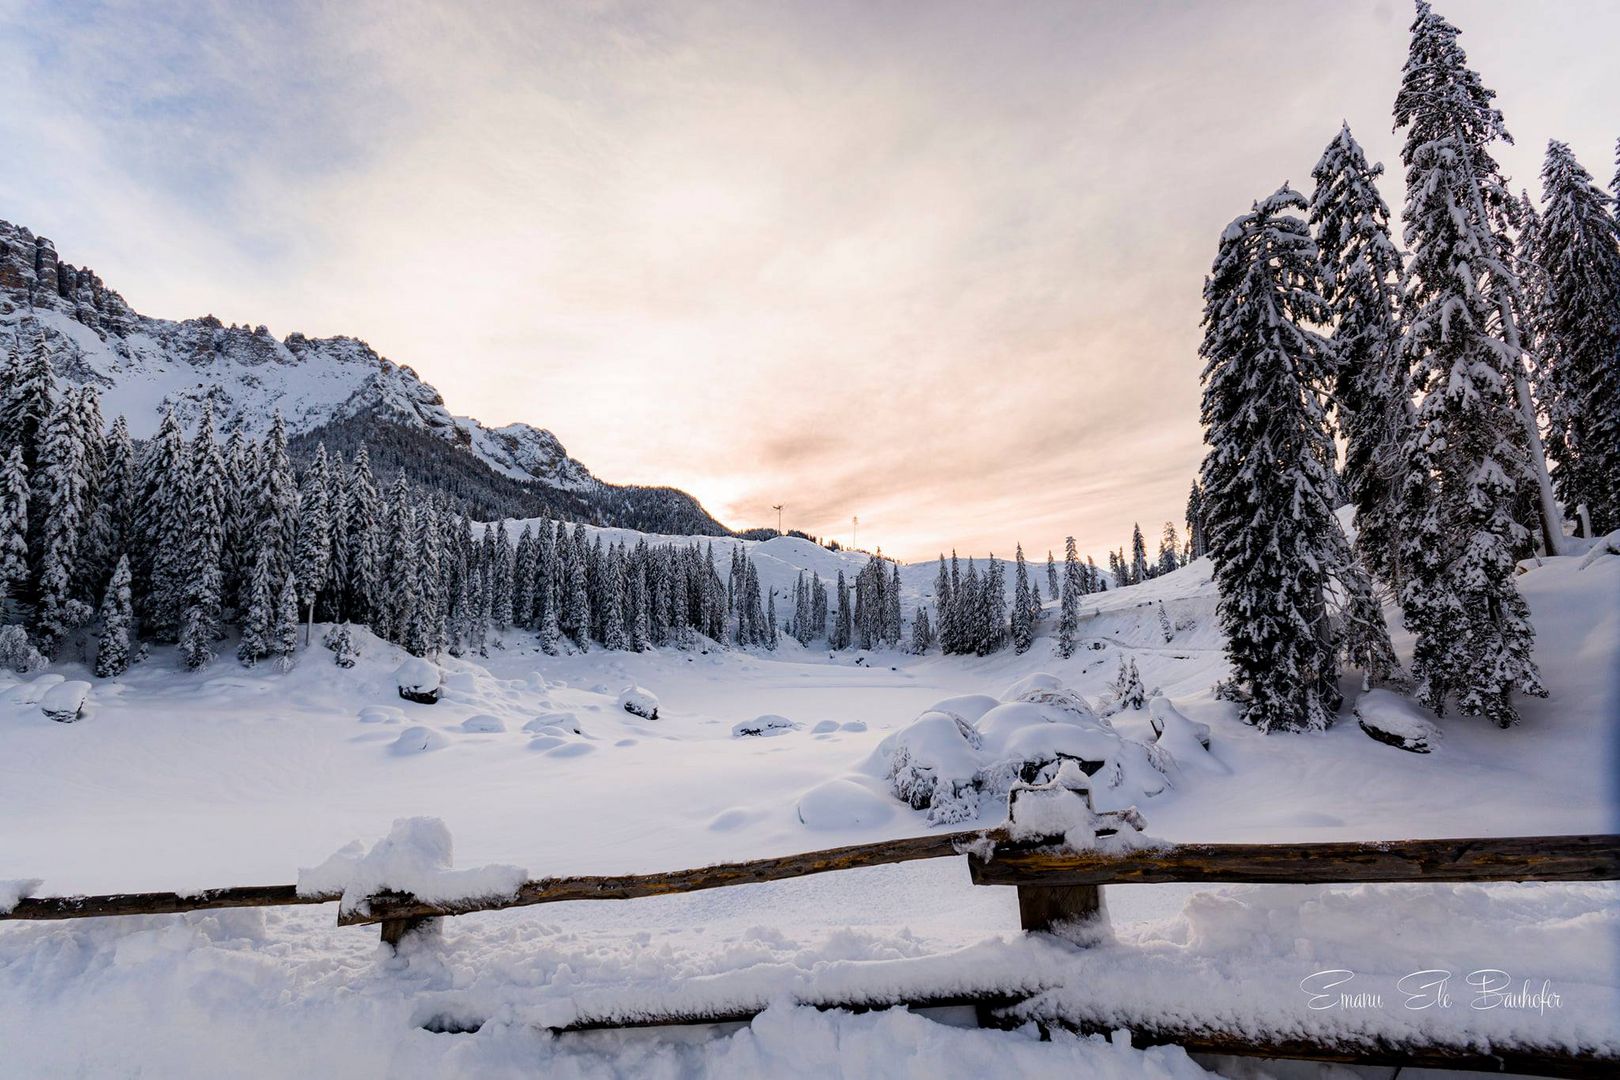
[1, 542, 1616, 1075]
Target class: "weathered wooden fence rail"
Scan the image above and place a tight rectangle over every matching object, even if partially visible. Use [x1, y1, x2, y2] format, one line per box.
[5, 828, 1618, 1077]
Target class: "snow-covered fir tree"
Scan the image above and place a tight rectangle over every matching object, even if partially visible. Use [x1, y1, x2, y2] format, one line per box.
[0, 447, 27, 616]
[1528, 140, 1620, 535]
[136, 407, 189, 639]
[273, 574, 300, 672]
[1129, 523, 1148, 583]
[1110, 655, 1147, 712]
[831, 569, 852, 650]
[342, 445, 380, 625]
[1393, 2, 1546, 725]
[83, 415, 136, 599]
[94, 553, 132, 678]
[1156, 522, 1179, 576]
[979, 555, 1006, 656]
[0, 326, 56, 485]
[1199, 186, 1345, 732]
[293, 443, 333, 638]
[1185, 482, 1207, 560]
[512, 523, 535, 630]
[33, 390, 91, 658]
[910, 604, 934, 654]
[1011, 544, 1033, 654]
[1045, 550, 1059, 596]
[1310, 123, 1414, 590]
[178, 407, 227, 670]
[256, 414, 301, 600]
[1057, 536, 1080, 659]
[236, 548, 276, 667]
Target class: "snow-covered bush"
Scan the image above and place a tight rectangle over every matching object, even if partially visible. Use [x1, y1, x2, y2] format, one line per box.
[0, 625, 45, 674]
[40, 680, 90, 723]
[732, 714, 795, 737]
[1355, 689, 1439, 753]
[323, 623, 359, 668]
[874, 675, 1173, 825]
[1099, 656, 1150, 715]
[395, 659, 441, 704]
[617, 685, 659, 720]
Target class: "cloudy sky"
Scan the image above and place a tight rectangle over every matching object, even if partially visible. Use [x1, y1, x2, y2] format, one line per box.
[2, 1, 1616, 561]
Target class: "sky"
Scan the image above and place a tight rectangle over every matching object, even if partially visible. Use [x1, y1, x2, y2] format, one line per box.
[2, 1, 1617, 562]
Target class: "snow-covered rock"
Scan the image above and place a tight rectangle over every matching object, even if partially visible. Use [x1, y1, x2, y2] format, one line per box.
[617, 685, 659, 720]
[797, 779, 896, 830]
[810, 720, 840, 734]
[39, 680, 90, 723]
[390, 726, 449, 755]
[876, 677, 1172, 825]
[296, 817, 526, 916]
[395, 659, 441, 705]
[732, 714, 795, 738]
[460, 714, 505, 733]
[1355, 689, 1439, 754]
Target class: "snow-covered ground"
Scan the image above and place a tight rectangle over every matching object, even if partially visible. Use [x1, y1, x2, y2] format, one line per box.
[2, 543, 1616, 1077]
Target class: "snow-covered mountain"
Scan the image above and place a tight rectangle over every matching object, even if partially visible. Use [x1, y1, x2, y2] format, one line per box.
[0, 217, 726, 532]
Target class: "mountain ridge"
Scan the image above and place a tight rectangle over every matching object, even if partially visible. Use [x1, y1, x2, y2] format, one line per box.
[0, 217, 731, 534]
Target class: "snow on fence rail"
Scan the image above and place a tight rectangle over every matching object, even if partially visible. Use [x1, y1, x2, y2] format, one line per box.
[6, 832, 1616, 930]
[5, 823, 1618, 1077]
[5, 769, 1618, 1077]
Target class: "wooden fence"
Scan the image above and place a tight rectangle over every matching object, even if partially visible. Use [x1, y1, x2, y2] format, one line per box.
[4, 801, 1616, 1078]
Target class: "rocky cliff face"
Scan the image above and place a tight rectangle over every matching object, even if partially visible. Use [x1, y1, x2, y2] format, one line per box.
[0, 218, 729, 535]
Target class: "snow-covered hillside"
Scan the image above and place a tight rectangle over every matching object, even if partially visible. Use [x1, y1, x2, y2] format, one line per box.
[2, 539, 1614, 1076]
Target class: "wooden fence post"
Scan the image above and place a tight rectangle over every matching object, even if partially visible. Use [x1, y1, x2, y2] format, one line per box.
[370, 891, 433, 948]
[379, 915, 429, 947]
[1003, 773, 1119, 945]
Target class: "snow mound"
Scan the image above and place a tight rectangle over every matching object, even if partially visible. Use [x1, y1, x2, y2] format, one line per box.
[1355, 689, 1439, 753]
[617, 685, 659, 720]
[1147, 696, 1224, 773]
[810, 720, 840, 734]
[1002, 672, 1064, 699]
[523, 712, 580, 735]
[460, 714, 505, 733]
[390, 726, 449, 755]
[3, 673, 64, 705]
[733, 714, 796, 738]
[395, 659, 441, 704]
[876, 676, 1173, 825]
[296, 817, 527, 915]
[797, 779, 896, 830]
[0, 879, 42, 914]
[39, 680, 90, 723]
[358, 705, 403, 724]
